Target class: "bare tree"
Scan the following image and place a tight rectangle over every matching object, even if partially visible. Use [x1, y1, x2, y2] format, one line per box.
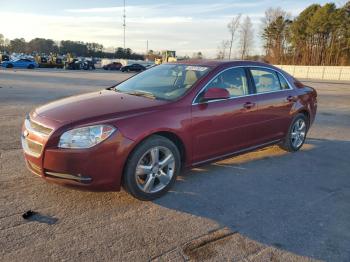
[239, 16, 254, 59]
[227, 14, 241, 60]
[217, 40, 230, 59]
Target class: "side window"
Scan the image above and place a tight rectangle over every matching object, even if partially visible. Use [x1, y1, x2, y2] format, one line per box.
[250, 68, 282, 94]
[277, 72, 290, 90]
[205, 68, 248, 98]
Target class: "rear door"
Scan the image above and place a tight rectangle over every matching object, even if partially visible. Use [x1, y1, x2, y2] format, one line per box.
[248, 67, 296, 143]
[191, 67, 260, 164]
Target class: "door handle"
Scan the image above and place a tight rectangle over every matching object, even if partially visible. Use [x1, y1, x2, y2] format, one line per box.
[243, 102, 256, 109]
[286, 95, 296, 102]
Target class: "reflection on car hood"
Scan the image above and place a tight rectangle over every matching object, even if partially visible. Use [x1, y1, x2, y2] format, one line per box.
[34, 90, 167, 123]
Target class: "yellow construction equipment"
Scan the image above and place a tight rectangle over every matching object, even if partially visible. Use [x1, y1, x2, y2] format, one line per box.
[155, 50, 177, 64]
[35, 54, 64, 68]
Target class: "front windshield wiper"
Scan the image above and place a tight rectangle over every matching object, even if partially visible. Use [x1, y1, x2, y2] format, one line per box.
[105, 86, 116, 91]
[120, 90, 157, 100]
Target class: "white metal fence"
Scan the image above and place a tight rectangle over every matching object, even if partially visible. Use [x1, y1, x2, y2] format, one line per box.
[275, 65, 350, 81]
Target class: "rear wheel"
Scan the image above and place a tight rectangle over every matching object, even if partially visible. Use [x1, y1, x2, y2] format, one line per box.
[6, 63, 13, 68]
[27, 64, 35, 69]
[280, 113, 308, 152]
[123, 135, 181, 201]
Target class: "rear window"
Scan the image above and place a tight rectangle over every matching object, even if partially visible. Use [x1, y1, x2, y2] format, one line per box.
[250, 68, 281, 93]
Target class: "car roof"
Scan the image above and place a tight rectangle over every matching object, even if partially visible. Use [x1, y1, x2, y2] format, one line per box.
[169, 59, 275, 69]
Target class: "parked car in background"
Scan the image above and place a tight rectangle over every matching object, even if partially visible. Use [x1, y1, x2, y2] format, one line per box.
[65, 59, 95, 70]
[82, 60, 95, 70]
[120, 63, 146, 72]
[103, 62, 123, 71]
[1, 58, 38, 69]
[21, 61, 317, 200]
[65, 59, 80, 70]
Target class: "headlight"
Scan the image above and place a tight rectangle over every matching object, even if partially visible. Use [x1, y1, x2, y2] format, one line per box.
[58, 125, 116, 149]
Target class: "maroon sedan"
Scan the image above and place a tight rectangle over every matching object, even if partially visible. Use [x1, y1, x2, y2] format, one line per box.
[21, 60, 317, 200]
[102, 62, 123, 71]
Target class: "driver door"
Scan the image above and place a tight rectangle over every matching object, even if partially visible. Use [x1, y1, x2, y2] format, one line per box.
[191, 67, 260, 164]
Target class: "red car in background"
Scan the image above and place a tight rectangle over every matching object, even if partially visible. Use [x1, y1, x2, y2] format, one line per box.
[21, 60, 317, 200]
[102, 62, 123, 71]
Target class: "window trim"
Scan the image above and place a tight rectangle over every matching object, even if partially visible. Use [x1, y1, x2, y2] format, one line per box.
[192, 65, 293, 105]
[276, 71, 290, 90]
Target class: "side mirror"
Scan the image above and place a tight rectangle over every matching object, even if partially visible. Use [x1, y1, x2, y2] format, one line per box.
[202, 88, 230, 101]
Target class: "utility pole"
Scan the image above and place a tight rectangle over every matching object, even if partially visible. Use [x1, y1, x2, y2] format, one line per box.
[123, 0, 126, 49]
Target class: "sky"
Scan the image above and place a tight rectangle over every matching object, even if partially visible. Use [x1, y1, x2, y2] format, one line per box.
[0, 0, 334, 58]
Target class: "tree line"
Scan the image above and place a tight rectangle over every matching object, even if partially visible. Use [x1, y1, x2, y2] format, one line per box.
[218, 2, 349, 65]
[0, 35, 144, 60]
[262, 2, 350, 65]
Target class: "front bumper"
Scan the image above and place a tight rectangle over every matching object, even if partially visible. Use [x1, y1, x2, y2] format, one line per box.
[22, 117, 134, 191]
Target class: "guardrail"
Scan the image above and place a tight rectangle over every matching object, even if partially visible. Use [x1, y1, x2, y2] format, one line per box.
[275, 65, 350, 81]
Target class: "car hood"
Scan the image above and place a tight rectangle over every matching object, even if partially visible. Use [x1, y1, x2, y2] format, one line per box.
[34, 90, 167, 123]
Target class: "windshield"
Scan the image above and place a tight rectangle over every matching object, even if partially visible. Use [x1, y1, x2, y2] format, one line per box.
[115, 64, 211, 101]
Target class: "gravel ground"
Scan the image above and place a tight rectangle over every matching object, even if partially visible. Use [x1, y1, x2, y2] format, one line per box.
[0, 68, 349, 262]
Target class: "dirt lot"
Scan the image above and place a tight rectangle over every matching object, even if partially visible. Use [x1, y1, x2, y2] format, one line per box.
[0, 68, 349, 262]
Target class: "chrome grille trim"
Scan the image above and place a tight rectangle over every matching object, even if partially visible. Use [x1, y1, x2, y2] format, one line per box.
[21, 135, 43, 158]
[25, 115, 53, 137]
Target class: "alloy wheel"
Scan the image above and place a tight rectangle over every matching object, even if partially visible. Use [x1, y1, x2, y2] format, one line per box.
[291, 118, 306, 148]
[135, 146, 175, 193]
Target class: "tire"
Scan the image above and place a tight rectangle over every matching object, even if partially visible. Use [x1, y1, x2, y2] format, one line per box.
[6, 64, 13, 68]
[27, 64, 35, 69]
[123, 135, 181, 201]
[280, 113, 308, 152]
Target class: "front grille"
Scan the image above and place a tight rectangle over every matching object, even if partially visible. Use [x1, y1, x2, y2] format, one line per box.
[21, 135, 43, 157]
[22, 115, 53, 158]
[27, 138, 43, 155]
[25, 115, 53, 136]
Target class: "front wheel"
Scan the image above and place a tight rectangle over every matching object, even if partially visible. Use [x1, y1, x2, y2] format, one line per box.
[6, 64, 13, 68]
[280, 113, 308, 152]
[123, 135, 181, 201]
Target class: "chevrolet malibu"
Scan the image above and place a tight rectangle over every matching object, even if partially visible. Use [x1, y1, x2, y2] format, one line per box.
[22, 61, 317, 200]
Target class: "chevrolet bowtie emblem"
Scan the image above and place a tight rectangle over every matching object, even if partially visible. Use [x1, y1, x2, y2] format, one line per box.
[23, 130, 29, 137]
